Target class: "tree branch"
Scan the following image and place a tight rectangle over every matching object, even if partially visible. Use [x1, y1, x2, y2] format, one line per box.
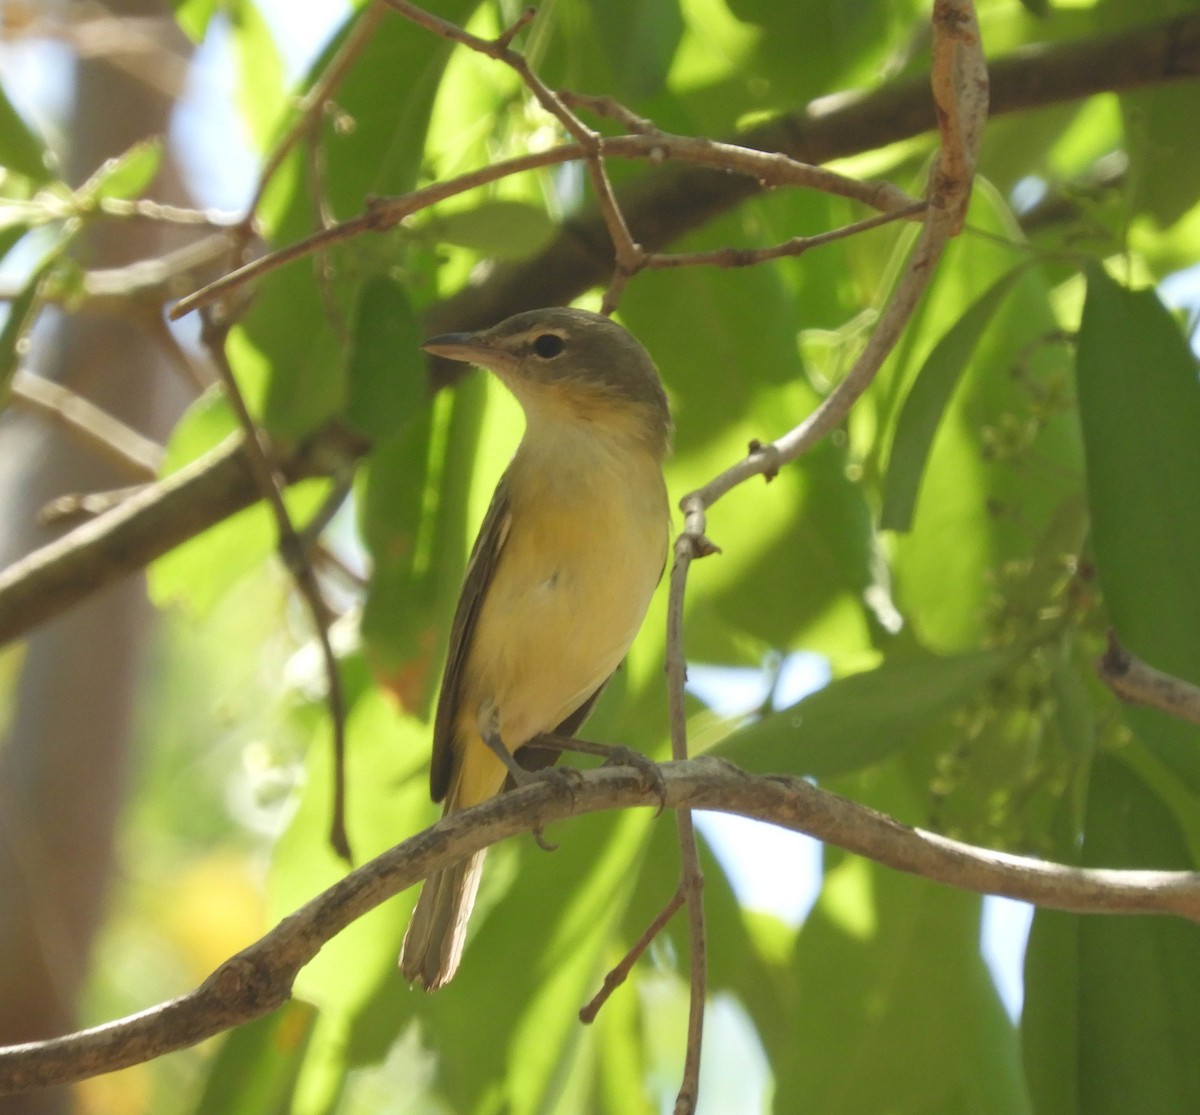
[1, 756, 1197, 1095]
[10, 371, 163, 480]
[198, 315, 352, 861]
[423, 11, 1200, 344]
[0, 425, 366, 647]
[1098, 633, 1200, 726]
[4, 15, 1198, 646]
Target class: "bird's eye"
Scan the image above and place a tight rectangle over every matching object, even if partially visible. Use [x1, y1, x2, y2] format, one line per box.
[532, 333, 565, 358]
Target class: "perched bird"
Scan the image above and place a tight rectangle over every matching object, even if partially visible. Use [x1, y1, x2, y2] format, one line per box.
[399, 306, 671, 990]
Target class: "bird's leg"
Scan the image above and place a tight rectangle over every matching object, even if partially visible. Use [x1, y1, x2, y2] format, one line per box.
[482, 726, 534, 785]
[484, 727, 582, 852]
[530, 733, 667, 815]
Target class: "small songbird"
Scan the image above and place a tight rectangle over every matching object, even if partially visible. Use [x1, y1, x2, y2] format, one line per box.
[399, 306, 671, 990]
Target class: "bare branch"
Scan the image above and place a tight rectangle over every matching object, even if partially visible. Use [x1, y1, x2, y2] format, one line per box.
[245, 0, 388, 221]
[0, 425, 366, 647]
[2, 756, 1198, 1095]
[198, 316, 351, 861]
[4, 15, 1197, 654]
[642, 201, 926, 270]
[10, 372, 163, 479]
[426, 11, 1200, 341]
[580, 885, 686, 1023]
[1098, 634, 1200, 726]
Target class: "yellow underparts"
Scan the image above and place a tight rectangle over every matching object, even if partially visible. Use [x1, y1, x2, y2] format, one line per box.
[448, 408, 668, 812]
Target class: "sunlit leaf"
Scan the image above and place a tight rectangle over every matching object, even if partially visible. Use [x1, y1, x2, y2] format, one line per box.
[881, 262, 1031, 532]
[0, 81, 55, 182]
[78, 138, 164, 203]
[169, 0, 221, 41]
[885, 185, 1079, 652]
[718, 646, 1017, 777]
[1075, 266, 1200, 785]
[431, 199, 557, 261]
[192, 1001, 317, 1115]
[344, 276, 425, 440]
[1022, 755, 1200, 1114]
[230, 0, 287, 152]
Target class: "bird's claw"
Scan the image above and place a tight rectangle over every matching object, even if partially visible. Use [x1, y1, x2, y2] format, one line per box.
[601, 745, 667, 816]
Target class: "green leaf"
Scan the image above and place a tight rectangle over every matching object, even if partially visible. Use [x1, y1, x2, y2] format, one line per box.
[344, 277, 425, 440]
[779, 840, 1029, 1112]
[717, 646, 1017, 777]
[1075, 266, 1200, 785]
[881, 262, 1031, 532]
[619, 204, 876, 664]
[78, 138, 164, 203]
[0, 238, 69, 403]
[358, 368, 493, 716]
[230, 0, 287, 152]
[584, 0, 684, 100]
[269, 688, 437, 1114]
[1120, 82, 1200, 227]
[191, 1001, 317, 1115]
[169, 0, 221, 41]
[431, 200, 558, 261]
[149, 391, 329, 616]
[0, 82, 54, 182]
[1022, 754, 1200, 1114]
[419, 808, 656, 1113]
[885, 184, 1080, 653]
[248, 3, 476, 438]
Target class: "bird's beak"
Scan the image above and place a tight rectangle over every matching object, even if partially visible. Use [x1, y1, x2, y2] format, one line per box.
[421, 331, 492, 364]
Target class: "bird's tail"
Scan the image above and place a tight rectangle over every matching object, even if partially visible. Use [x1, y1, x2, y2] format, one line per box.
[399, 846, 486, 990]
[399, 740, 506, 989]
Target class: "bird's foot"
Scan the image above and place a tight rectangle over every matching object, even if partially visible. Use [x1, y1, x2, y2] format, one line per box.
[597, 744, 667, 816]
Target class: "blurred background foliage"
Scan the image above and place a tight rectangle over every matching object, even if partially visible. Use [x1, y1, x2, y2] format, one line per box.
[1, 0, 1199, 1112]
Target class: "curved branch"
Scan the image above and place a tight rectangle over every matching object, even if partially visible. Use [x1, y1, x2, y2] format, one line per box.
[1098, 633, 1200, 726]
[424, 11, 1200, 342]
[0, 425, 365, 646]
[1, 756, 1197, 1095]
[3, 15, 1199, 645]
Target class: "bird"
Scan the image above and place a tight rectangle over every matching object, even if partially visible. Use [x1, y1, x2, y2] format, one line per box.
[399, 306, 672, 990]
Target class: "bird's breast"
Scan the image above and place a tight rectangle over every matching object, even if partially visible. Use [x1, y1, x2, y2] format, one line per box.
[464, 431, 668, 747]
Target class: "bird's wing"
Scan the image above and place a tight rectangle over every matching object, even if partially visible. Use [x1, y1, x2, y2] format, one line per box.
[430, 474, 513, 803]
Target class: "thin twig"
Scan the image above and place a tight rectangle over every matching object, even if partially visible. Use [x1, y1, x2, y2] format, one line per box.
[643, 201, 926, 270]
[0, 425, 366, 647]
[38, 486, 150, 528]
[198, 313, 352, 862]
[381, 0, 642, 309]
[1098, 633, 1200, 726]
[665, 524, 718, 1114]
[169, 128, 916, 321]
[672, 809, 706, 1115]
[580, 885, 686, 1023]
[559, 90, 662, 134]
[244, 0, 387, 223]
[94, 197, 240, 227]
[10, 372, 163, 479]
[4, 757, 1200, 1096]
[659, 4, 987, 1106]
